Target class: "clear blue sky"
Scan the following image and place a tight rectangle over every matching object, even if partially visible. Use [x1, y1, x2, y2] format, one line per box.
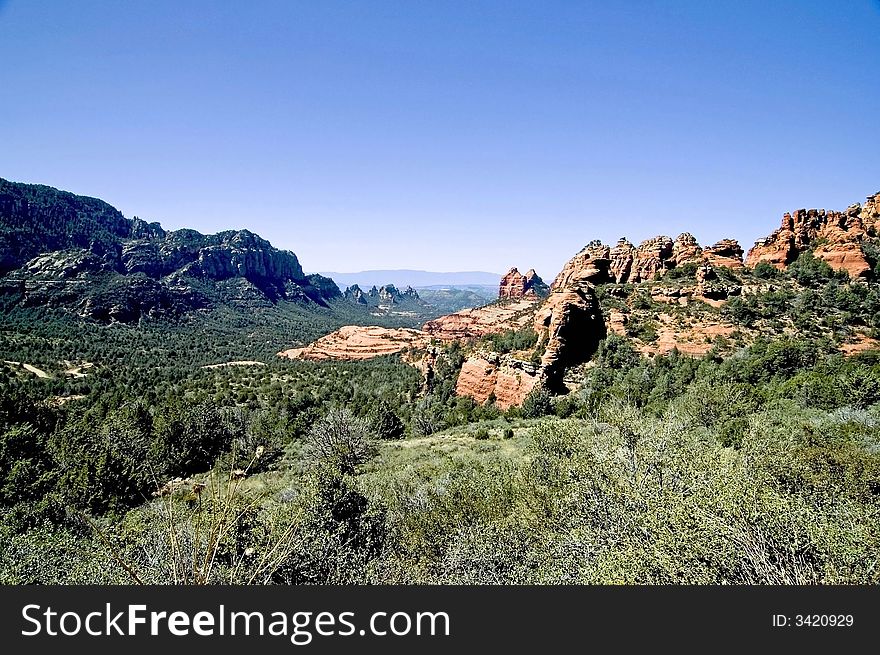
[1, 1, 878, 278]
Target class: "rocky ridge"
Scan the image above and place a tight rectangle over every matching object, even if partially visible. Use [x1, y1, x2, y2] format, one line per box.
[0, 179, 341, 321]
[343, 283, 422, 310]
[553, 233, 746, 289]
[745, 192, 880, 277]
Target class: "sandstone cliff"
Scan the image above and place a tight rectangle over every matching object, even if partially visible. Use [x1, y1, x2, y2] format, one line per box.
[745, 192, 880, 277]
[533, 278, 606, 390]
[551, 233, 745, 289]
[454, 352, 540, 410]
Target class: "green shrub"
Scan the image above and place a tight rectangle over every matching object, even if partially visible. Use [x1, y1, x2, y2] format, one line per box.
[752, 262, 779, 279]
[522, 385, 553, 419]
[665, 262, 699, 280]
[369, 400, 406, 440]
[788, 251, 846, 287]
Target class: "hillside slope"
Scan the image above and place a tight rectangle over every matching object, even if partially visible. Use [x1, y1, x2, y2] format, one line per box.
[0, 178, 341, 322]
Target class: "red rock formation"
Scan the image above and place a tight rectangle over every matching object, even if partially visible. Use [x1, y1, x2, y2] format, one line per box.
[608, 238, 635, 283]
[631, 236, 674, 282]
[499, 267, 549, 299]
[672, 233, 703, 265]
[455, 268, 606, 404]
[550, 242, 613, 289]
[745, 194, 880, 278]
[499, 267, 527, 299]
[423, 297, 538, 340]
[550, 231, 746, 291]
[455, 353, 540, 409]
[533, 278, 606, 389]
[278, 325, 432, 361]
[864, 192, 880, 223]
[703, 239, 745, 269]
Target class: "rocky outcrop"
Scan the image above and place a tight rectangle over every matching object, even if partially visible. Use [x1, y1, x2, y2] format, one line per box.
[343, 283, 422, 311]
[672, 233, 703, 264]
[533, 279, 606, 390]
[703, 239, 745, 269]
[631, 236, 674, 282]
[179, 230, 306, 284]
[422, 297, 538, 340]
[455, 265, 605, 405]
[0, 179, 343, 321]
[745, 193, 880, 278]
[552, 242, 615, 288]
[550, 233, 744, 290]
[344, 284, 369, 304]
[499, 267, 549, 299]
[278, 325, 432, 361]
[454, 352, 541, 409]
[608, 239, 634, 283]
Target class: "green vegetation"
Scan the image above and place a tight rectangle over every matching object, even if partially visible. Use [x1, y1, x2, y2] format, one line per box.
[2, 307, 879, 584]
[485, 327, 539, 354]
[664, 261, 699, 280]
[2, 183, 880, 584]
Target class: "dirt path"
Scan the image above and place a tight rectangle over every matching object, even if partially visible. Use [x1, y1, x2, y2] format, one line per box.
[201, 360, 265, 369]
[4, 361, 51, 378]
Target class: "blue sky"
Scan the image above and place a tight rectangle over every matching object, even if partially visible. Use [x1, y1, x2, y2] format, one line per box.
[1, 1, 878, 278]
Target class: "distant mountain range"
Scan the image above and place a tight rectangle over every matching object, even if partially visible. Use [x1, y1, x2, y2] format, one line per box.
[0, 178, 503, 324]
[0, 178, 341, 322]
[316, 269, 502, 289]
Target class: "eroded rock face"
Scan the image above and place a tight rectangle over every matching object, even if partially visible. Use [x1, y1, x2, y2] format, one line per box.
[745, 193, 880, 278]
[672, 233, 703, 265]
[455, 353, 540, 409]
[278, 325, 432, 361]
[550, 232, 743, 289]
[499, 267, 549, 299]
[631, 236, 674, 282]
[422, 297, 538, 340]
[552, 249, 612, 289]
[703, 239, 745, 269]
[533, 279, 606, 390]
[177, 230, 306, 284]
[609, 239, 635, 283]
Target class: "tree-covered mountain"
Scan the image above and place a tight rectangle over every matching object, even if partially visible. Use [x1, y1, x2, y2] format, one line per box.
[0, 178, 341, 322]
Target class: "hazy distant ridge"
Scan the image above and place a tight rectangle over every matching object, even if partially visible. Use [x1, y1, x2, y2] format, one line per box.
[317, 269, 502, 289]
